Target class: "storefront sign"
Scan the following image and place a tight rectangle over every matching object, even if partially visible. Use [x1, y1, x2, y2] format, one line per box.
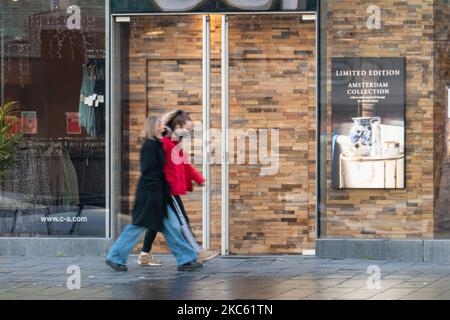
[111, 0, 317, 13]
[331, 57, 406, 189]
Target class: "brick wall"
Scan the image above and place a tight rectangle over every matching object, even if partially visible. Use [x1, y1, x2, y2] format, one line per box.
[322, 0, 445, 239]
[227, 15, 316, 254]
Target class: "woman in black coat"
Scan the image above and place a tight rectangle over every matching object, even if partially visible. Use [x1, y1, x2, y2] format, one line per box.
[105, 116, 200, 272]
[132, 136, 169, 232]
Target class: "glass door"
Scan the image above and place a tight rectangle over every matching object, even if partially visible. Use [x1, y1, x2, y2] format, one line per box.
[112, 13, 317, 255]
[113, 15, 219, 252]
[223, 14, 317, 254]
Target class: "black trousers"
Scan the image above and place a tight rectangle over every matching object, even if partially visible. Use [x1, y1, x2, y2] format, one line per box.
[141, 195, 191, 253]
[142, 229, 157, 253]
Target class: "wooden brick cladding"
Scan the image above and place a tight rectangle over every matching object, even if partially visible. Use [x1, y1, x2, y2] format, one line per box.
[124, 15, 316, 254]
[322, 0, 447, 239]
[227, 16, 316, 254]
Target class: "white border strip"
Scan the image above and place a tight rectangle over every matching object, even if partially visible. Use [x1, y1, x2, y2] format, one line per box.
[105, 0, 112, 239]
[202, 15, 211, 250]
[221, 15, 229, 256]
[0, 28, 4, 106]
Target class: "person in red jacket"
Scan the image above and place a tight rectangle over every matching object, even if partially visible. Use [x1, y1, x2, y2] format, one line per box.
[138, 110, 219, 266]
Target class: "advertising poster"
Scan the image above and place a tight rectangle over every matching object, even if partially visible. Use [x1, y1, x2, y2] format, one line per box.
[20, 111, 38, 134]
[331, 57, 406, 189]
[66, 112, 82, 134]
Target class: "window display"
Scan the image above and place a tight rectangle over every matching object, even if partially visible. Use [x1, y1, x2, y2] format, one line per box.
[319, 0, 449, 242]
[0, 0, 107, 238]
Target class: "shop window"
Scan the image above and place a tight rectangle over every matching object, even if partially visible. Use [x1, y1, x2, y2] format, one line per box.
[0, 0, 107, 238]
[318, 0, 450, 240]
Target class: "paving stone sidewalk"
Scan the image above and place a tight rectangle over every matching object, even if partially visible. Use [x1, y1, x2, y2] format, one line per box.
[1, 255, 450, 300]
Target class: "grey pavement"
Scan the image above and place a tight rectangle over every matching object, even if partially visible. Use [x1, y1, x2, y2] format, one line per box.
[1, 255, 450, 300]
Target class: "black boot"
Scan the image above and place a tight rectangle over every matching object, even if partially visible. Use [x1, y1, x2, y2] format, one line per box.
[177, 261, 203, 271]
[105, 259, 128, 272]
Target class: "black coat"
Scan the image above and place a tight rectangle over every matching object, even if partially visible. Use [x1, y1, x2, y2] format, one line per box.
[132, 139, 170, 231]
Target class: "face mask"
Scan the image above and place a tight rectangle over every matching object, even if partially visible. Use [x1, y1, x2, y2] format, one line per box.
[172, 128, 190, 141]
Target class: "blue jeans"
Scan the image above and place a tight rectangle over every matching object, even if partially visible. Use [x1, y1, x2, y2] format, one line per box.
[106, 205, 198, 266]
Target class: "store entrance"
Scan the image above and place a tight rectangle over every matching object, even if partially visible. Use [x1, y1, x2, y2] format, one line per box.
[113, 13, 317, 255]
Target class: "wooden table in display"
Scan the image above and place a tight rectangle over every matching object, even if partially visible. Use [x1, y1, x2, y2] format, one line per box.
[339, 153, 405, 189]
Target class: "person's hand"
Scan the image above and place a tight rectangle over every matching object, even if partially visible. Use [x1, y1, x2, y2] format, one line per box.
[196, 181, 205, 187]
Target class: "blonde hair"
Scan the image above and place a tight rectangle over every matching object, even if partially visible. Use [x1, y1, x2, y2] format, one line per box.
[140, 116, 161, 141]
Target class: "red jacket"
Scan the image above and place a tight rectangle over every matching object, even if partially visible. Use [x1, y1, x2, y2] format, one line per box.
[162, 137, 205, 196]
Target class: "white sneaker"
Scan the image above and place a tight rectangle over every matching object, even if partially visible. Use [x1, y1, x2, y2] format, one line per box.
[137, 252, 163, 266]
[198, 250, 219, 263]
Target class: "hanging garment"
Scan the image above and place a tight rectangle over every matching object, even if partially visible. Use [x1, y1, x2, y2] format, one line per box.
[78, 60, 105, 137]
[0, 142, 83, 236]
[2, 146, 52, 209]
[79, 67, 96, 137]
[93, 76, 105, 137]
[44, 145, 62, 206]
[57, 149, 80, 207]
[63, 149, 80, 206]
[68, 139, 105, 207]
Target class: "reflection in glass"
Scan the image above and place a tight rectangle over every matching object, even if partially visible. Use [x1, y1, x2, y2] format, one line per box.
[0, 0, 106, 237]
